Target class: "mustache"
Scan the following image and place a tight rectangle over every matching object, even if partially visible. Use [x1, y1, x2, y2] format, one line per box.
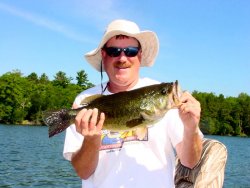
[114, 61, 132, 69]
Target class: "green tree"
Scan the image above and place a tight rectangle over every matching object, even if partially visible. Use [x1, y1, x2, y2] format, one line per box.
[76, 70, 94, 89]
[193, 91, 238, 135]
[76, 70, 88, 86]
[27, 72, 39, 83]
[0, 71, 32, 123]
[200, 117, 217, 134]
[39, 73, 49, 84]
[27, 83, 52, 124]
[53, 71, 72, 88]
[0, 70, 95, 125]
[237, 93, 250, 135]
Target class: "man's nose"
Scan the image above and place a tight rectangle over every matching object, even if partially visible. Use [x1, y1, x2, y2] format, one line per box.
[118, 52, 128, 62]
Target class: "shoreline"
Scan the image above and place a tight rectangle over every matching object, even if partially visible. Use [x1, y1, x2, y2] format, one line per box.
[0, 121, 45, 126]
[0, 123, 248, 137]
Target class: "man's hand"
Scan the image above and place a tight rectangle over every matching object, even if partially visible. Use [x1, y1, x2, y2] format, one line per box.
[179, 91, 201, 133]
[75, 108, 105, 137]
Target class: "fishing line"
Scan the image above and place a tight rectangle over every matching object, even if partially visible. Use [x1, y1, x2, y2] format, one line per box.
[101, 60, 108, 94]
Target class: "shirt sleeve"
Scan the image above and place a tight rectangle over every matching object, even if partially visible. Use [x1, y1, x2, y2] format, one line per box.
[165, 109, 204, 148]
[165, 109, 184, 148]
[63, 124, 84, 161]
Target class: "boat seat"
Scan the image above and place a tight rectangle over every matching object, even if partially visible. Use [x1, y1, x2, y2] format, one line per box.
[175, 138, 227, 188]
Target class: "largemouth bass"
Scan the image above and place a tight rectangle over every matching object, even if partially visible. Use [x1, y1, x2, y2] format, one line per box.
[43, 81, 182, 139]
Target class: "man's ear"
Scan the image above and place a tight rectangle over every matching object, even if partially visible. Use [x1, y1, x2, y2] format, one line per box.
[138, 50, 142, 62]
[101, 49, 106, 58]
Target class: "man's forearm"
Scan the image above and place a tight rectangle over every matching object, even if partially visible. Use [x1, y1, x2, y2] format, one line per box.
[178, 127, 202, 168]
[71, 136, 101, 179]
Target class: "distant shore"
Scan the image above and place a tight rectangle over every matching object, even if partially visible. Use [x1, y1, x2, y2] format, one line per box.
[1, 121, 45, 126]
[1, 123, 248, 137]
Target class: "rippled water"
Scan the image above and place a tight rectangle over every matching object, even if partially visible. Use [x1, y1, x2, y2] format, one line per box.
[207, 135, 250, 188]
[0, 124, 80, 187]
[0, 124, 249, 187]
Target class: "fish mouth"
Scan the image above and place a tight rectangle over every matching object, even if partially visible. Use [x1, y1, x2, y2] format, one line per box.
[171, 80, 182, 108]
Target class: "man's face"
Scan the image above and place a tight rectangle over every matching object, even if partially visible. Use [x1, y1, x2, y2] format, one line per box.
[101, 36, 142, 88]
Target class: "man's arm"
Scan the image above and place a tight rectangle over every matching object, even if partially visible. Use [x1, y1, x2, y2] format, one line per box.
[71, 136, 101, 179]
[176, 91, 203, 168]
[71, 108, 105, 179]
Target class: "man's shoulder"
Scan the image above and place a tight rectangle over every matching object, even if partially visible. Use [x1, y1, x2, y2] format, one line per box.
[74, 84, 102, 105]
[138, 77, 160, 87]
[81, 84, 102, 95]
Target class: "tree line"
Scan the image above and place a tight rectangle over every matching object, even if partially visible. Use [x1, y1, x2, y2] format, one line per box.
[192, 91, 250, 136]
[0, 70, 93, 125]
[0, 70, 249, 136]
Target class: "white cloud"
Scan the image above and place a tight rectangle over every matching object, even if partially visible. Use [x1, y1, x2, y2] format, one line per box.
[0, 2, 93, 43]
[73, 0, 120, 19]
[69, 0, 124, 30]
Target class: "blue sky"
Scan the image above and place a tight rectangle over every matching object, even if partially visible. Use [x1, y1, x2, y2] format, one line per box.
[0, 0, 249, 97]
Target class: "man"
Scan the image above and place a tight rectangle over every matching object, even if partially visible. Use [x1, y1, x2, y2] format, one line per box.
[63, 19, 203, 187]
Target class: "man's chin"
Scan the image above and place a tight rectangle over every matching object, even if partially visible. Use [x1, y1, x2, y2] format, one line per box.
[114, 75, 130, 84]
[115, 67, 130, 75]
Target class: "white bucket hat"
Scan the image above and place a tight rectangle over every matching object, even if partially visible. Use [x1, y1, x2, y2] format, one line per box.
[84, 19, 159, 72]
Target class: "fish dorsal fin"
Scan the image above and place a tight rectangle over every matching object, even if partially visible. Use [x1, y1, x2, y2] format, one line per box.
[80, 94, 103, 105]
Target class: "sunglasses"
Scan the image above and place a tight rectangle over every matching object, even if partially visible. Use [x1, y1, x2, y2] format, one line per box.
[103, 46, 140, 57]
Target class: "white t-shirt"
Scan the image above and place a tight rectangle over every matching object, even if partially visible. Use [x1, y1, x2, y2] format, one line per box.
[63, 78, 189, 188]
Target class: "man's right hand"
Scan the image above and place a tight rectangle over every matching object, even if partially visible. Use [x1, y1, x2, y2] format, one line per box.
[75, 108, 105, 137]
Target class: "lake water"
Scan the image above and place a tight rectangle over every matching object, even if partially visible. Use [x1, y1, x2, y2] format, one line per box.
[0, 124, 249, 188]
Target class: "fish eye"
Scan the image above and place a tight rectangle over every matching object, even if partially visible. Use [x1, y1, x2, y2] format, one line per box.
[161, 88, 167, 95]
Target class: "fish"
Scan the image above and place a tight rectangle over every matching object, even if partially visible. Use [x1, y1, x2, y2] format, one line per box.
[43, 81, 182, 139]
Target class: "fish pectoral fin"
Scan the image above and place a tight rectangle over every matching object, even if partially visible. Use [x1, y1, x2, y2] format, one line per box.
[140, 111, 155, 121]
[80, 94, 103, 105]
[135, 127, 148, 140]
[141, 110, 164, 122]
[126, 117, 144, 128]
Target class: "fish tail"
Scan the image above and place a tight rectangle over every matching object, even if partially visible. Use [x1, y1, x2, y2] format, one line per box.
[43, 109, 74, 137]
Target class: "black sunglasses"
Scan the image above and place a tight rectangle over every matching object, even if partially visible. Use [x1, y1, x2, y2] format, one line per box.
[103, 46, 140, 57]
